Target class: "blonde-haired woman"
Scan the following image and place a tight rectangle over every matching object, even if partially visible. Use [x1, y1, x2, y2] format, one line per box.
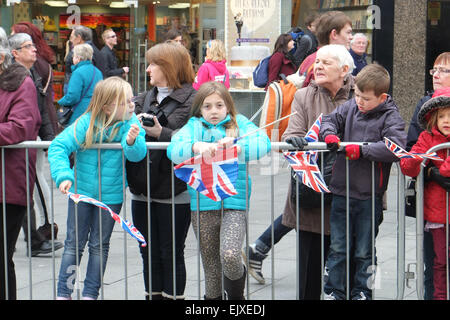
[58, 43, 103, 126]
[193, 39, 230, 90]
[126, 42, 196, 300]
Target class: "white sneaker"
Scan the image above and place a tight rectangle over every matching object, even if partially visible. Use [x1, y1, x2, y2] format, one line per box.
[242, 244, 267, 285]
[323, 292, 337, 300]
[353, 292, 368, 300]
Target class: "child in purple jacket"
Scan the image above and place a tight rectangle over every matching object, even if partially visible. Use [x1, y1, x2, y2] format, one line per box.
[319, 64, 406, 300]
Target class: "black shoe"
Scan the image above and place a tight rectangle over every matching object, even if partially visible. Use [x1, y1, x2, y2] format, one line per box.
[27, 240, 64, 257]
[224, 266, 247, 300]
[37, 223, 59, 240]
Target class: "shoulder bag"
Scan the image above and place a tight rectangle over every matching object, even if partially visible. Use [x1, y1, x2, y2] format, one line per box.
[57, 66, 96, 127]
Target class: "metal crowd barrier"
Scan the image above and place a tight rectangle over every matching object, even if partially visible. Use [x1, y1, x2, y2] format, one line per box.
[1, 141, 411, 300]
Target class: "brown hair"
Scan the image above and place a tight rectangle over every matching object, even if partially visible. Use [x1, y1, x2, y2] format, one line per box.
[145, 42, 195, 88]
[434, 52, 450, 66]
[315, 11, 352, 46]
[426, 110, 439, 132]
[273, 33, 293, 54]
[190, 81, 239, 136]
[305, 13, 319, 28]
[164, 29, 182, 42]
[355, 63, 391, 97]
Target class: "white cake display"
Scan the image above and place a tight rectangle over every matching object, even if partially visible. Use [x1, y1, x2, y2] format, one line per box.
[230, 45, 271, 67]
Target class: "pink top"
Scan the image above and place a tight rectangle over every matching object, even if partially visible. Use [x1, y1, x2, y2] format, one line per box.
[193, 59, 230, 90]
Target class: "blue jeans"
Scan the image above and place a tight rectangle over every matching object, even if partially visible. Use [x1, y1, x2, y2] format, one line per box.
[57, 199, 122, 299]
[254, 214, 292, 254]
[324, 195, 382, 300]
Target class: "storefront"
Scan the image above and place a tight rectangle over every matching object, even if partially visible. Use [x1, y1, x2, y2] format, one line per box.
[0, 0, 291, 120]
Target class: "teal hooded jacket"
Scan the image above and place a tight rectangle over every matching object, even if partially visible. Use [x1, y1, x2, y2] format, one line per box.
[167, 114, 271, 211]
[48, 112, 147, 205]
[58, 60, 103, 125]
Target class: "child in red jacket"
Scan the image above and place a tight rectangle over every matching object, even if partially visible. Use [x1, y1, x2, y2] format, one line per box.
[400, 87, 450, 300]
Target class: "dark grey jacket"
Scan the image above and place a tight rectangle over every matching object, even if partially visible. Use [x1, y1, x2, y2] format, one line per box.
[100, 45, 124, 78]
[126, 83, 196, 199]
[320, 96, 407, 200]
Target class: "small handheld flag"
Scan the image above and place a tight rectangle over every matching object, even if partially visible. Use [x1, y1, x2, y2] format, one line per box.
[67, 192, 147, 247]
[174, 145, 239, 202]
[384, 137, 443, 162]
[284, 151, 330, 193]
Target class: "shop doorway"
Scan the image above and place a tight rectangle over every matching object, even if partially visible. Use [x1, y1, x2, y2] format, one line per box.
[426, 1, 450, 93]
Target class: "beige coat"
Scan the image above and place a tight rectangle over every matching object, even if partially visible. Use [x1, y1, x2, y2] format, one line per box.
[281, 74, 355, 234]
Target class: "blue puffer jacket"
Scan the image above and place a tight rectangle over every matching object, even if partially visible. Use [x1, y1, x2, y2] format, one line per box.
[48, 112, 147, 205]
[58, 60, 103, 125]
[167, 114, 271, 211]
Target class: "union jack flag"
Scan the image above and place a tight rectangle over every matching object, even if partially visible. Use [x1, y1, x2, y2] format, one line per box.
[284, 151, 330, 193]
[174, 146, 239, 202]
[384, 137, 443, 162]
[67, 192, 147, 247]
[304, 113, 323, 143]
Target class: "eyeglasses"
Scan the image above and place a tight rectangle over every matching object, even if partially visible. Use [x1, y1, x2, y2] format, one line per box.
[108, 35, 117, 39]
[17, 43, 36, 50]
[430, 68, 450, 76]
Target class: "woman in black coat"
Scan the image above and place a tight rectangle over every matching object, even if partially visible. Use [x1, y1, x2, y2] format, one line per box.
[126, 43, 196, 300]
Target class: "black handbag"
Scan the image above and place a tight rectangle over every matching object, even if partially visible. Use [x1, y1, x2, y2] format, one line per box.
[290, 151, 336, 209]
[57, 66, 97, 128]
[56, 105, 73, 127]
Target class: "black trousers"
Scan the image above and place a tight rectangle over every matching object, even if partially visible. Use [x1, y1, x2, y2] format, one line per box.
[298, 230, 330, 300]
[0, 204, 26, 300]
[132, 200, 191, 298]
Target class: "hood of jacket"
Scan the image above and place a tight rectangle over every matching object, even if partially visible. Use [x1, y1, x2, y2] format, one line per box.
[0, 63, 30, 92]
[204, 59, 228, 74]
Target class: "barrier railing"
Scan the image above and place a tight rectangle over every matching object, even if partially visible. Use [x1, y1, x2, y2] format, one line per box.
[1, 141, 410, 300]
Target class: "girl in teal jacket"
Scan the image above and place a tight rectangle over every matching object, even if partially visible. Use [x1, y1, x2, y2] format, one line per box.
[48, 77, 147, 300]
[167, 81, 271, 300]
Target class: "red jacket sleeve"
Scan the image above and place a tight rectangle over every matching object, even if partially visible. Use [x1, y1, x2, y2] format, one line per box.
[440, 157, 450, 177]
[400, 131, 432, 177]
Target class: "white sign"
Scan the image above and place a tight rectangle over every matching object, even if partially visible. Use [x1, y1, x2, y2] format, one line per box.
[230, 0, 277, 32]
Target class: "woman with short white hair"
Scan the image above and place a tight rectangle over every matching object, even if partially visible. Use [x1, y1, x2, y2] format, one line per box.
[58, 43, 103, 126]
[282, 44, 355, 299]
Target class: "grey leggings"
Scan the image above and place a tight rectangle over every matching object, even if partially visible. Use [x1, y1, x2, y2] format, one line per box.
[191, 209, 247, 298]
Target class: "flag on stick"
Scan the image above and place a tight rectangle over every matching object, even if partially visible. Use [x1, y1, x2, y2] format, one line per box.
[284, 151, 330, 193]
[384, 137, 442, 161]
[67, 192, 147, 247]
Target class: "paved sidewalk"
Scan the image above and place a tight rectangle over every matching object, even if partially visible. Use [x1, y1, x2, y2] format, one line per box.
[13, 153, 419, 300]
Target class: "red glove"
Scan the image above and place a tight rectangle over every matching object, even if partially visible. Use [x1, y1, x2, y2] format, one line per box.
[325, 135, 340, 152]
[345, 145, 362, 160]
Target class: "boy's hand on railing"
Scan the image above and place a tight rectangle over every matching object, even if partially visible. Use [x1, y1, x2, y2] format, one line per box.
[428, 166, 450, 191]
[59, 180, 72, 195]
[126, 124, 140, 146]
[345, 144, 362, 160]
[285, 136, 308, 150]
[324, 135, 340, 152]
